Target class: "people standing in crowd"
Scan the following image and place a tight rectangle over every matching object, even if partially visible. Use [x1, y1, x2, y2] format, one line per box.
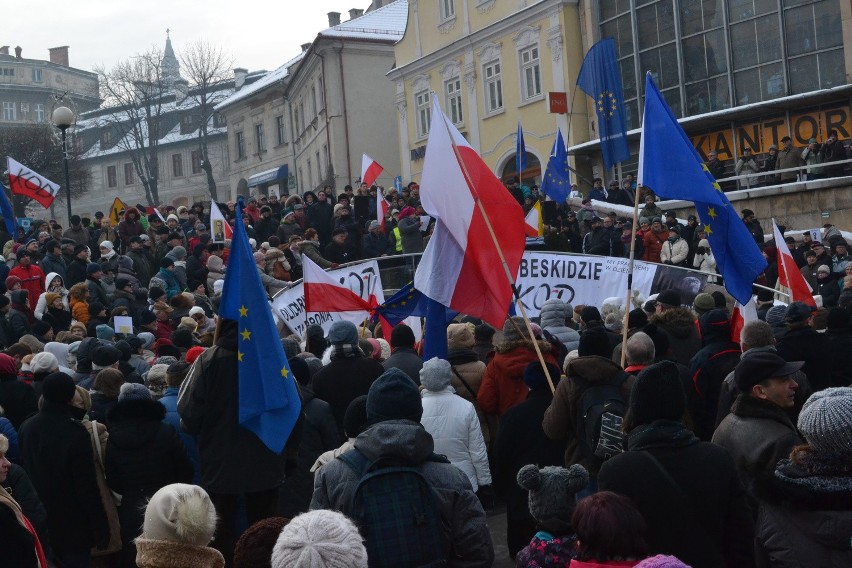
[381, 324, 423, 384]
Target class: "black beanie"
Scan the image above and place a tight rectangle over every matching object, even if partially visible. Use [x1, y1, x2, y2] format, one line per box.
[629, 361, 686, 426]
[343, 395, 369, 438]
[366, 368, 422, 425]
[627, 308, 648, 330]
[580, 305, 602, 324]
[289, 357, 311, 386]
[578, 327, 611, 358]
[390, 324, 416, 349]
[42, 372, 76, 404]
[523, 361, 561, 390]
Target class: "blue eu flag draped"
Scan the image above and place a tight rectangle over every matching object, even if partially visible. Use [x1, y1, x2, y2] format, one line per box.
[638, 73, 766, 304]
[220, 199, 301, 453]
[516, 122, 527, 176]
[540, 128, 571, 204]
[577, 38, 630, 169]
[377, 282, 458, 359]
[0, 182, 18, 237]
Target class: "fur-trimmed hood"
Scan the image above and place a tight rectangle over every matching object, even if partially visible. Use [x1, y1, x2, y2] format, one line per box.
[495, 338, 553, 355]
[651, 307, 697, 339]
[135, 538, 225, 568]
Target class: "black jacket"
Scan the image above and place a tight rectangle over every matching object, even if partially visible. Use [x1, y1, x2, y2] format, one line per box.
[18, 401, 109, 553]
[382, 347, 424, 385]
[688, 314, 741, 440]
[313, 354, 385, 438]
[775, 326, 834, 391]
[825, 328, 852, 387]
[0, 374, 37, 429]
[599, 421, 755, 568]
[65, 257, 88, 287]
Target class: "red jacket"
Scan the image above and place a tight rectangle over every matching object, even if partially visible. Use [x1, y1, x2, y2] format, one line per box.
[477, 340, 558, 417]
[9, 264, 45, 302]
[642, 229, 669, 263]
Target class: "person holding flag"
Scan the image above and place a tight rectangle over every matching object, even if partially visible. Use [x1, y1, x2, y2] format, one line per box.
[178, 198, 301, 566]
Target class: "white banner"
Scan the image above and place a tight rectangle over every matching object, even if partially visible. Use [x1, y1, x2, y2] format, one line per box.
[272, 260, 385, 336]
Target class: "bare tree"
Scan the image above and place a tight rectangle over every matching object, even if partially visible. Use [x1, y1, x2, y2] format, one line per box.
[180, 41, 233, 202]
[95, 48, 168, 206]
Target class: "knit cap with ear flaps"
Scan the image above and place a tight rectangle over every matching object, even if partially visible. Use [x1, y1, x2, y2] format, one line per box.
[517, 464, 589, 524]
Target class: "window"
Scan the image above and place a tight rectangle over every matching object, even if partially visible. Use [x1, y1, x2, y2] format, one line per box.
[255, 123, 265, 153]
[520, 46, 542, 100]
[31, 68, 42, 82]
[298, 167, 304, 192]
[124, 163, 134, 185]
[235, 131, 246, 159]
[322, 144, 329, 173]
[2, 101, 16, 121]
[440, 0, 455, 21]
[317, 76, 325, 110]
[311, 85, 318, 118]
[316, 151, 322, 182]
[191, 150, 202, 174]
[483, 61, 503, 113]
[415, 90, 431, 138]
[102, 130, 112, 146]
[107, 166, 117, 188]
[276, 115, 286, 145]
[307, 158, 313, 189]
[172, 154, 183, 177]
[784, 0, 845, 94]
[34, 103, 44, 122]
[446, 78, 463, 125]
[299, 102, 305, 132]
[294, 108, 300, 136]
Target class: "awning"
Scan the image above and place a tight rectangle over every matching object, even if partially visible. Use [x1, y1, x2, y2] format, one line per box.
[247, 165, 288, 187]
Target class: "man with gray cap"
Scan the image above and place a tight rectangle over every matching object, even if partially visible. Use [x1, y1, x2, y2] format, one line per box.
[361, 219, 389, 258]
[312, 320, 385, 437]
[712, 351, 804, 497]
[311, 367, 494, 567]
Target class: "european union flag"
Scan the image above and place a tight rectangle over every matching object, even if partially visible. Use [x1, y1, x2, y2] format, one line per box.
[516, 122, 527, 176]
[577, 38, 630, 169]
[220, 198, 301, 453]
[0, 182, 17, 237]
[540, 129, 571, 204]
[376, 283, 458, 360]
[638, 73, 766, 304]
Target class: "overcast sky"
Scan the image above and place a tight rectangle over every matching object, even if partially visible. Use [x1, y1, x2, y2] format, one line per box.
[9, 1, 366, 74]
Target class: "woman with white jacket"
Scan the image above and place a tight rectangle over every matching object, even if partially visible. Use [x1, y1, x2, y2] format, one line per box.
[34, 272, 69, 320]
[693, 238, 717, 274]
[419, 357, 492, 492]
[659, 226, 690, 266]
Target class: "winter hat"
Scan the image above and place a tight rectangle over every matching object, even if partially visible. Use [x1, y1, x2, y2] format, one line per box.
[628, 308, 648, 330]
[99, 241, 114, 252]
[18, 334, 44, 354]
[390, 324, 416, 349]
[189, 306, 205, 318]
[797, 387, 852, 454]
[44, 292, 61, 306]
[376, 338, 391, 361]
[140, 310, 157, 326]
[366, 368, 422, 425]
[0, 353, 17, 376]
[141, 484, 218, 547]
[629, 361, 687, 426]
[523, 361, 561, 391]
[271, 509, 368, 568]
[96, 324, 115, 341]
[765, 305, 787, 326]
[290, 357, 311, 386]
[89, 302, 106, 317]
[343, 395, 369, 438]
[420, 357, 452, 392]
[138, 332, 156, 349]
[785, 301, 816, 324]
[32, 320, 53, 337]
[86, 263, 103, 276]
[213, 280, 225, 295]
[580, 305, 602, 324]
[113, 340, 132, 362]
[734, 351, 803, 391]
[501, 316, 530, 343]
[693, 293, 715, 315]
[578, 327, 611, 358]
[234, 517, 292, 568]
[160, 257, 175, 269]
[327, 320, 358, 347]
[818, 264, 831, 274]
[185, 346, 205, 364]
[516, 464, 589, 524]
[146, 364, 169, 392]
[656, 289, 682, 307]
[30, 352, 59, 375]
[634, 555, 692, 568]
[119, 381, 151, 402]
[114, 278, 130, 291]
[42, 372, 76, 404]
[92, 345, 122, 369]
[178, 317, 198, 332]
[446, 323, 475, 350]
[365, 338, 382, 361]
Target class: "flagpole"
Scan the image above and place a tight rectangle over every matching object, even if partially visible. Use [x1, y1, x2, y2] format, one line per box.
[619, 178, 643, 369]
[439, 109, 557, 394]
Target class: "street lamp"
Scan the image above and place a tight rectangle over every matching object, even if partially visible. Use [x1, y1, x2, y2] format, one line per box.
[52, 106, 74, 226]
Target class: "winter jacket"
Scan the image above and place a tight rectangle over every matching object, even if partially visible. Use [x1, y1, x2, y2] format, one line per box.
[8, 293, 32, 344]
[642, 229, 670, 262]
[70, 297, 89, 324]
[775, 325, 834, 391]
[478, 339, 558, 417]
[34, 273, 69, 320]
[598, 420, 755, 568]
[539, 299, 580, 352]
[298, 239, 333, 269]
[0, 374, 37, 429]
[310, 419, 495, 567]
[362, 231, 389, 258]
[446, 348, 490, 444]
[65, 257, 88, 287]
[397, 215, 424, 254]
[153, 267, 181, 299]
[421, 387, 491, 492]
[542, 356, 633, 476]
[712, 394, 804, 498]
[816, 277, 839, 307]
[86, 276, 110, 309]
[206, 257, 225, 292]
[582, 227, 611, 256]
[660, 238, 689, 266]
[650, 307, 702, 366]
[736, 157, 761, 187]
[313, 353, 385, 438]
[39, 253, 67, 284]
[88, 392, 118, 425]
[9, 264, 45, 305]
[693, 239, 717, 273]
[516, 530, 577, 567]
[776, 147, 803, 182]
[382, 347, 423, 385]
[111, 288, 140, 325]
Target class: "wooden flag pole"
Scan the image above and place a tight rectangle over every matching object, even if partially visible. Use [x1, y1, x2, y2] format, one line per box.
[438, 104, 557, 394]
[619, 182, 644, 368]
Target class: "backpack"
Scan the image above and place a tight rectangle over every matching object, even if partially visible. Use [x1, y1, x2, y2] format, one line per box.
[338, 448, 450, 568]
[576, 371, 629, 467]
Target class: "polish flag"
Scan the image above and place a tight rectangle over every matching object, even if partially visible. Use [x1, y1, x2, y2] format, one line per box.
[524, 200, 543, 237]
[210, 201, 233, 242]
[7, 157, 60, 208]
[730, 298, 758, 343]
[361, 154, 383, 187]
[414, 95, 526, 327]
[377, 191, 390, 231]
[303, 255, 374, 316]
[773, 218, 816, 306]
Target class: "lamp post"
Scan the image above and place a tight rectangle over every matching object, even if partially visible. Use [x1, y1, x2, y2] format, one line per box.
[52, 106, 74, 226]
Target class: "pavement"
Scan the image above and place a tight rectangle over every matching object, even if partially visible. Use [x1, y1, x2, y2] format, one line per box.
[487, 504, 515, 568]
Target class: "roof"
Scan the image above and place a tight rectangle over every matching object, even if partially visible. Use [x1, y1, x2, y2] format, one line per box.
[319, 0, 408, 41]
[215, 51, 305, 112]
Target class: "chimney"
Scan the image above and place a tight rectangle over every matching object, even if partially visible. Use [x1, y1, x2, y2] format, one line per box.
[233, 67, 248, 91]
[174, 78, 189, 102]
[0, 46, 9, 55]
[14, 46, 22, 59]
[301, 43, 311, 52]
[327, 11, 341, 26]
[349, 8, 364, 19]
[49, 46, 69, 66]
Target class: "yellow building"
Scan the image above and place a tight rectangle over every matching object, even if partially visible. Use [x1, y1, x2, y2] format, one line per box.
[389, 0, 588, 185]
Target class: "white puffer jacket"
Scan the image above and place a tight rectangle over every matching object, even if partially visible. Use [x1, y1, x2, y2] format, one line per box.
[420, 387, 492, 491]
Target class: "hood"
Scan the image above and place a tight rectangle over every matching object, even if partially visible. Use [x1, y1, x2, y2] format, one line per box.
[540, 299, 573, 329]
[106, 398, 167, 449]
[11, 289, 28, 305]
[495, 338, 552, 355]
[44, 342, 71, 366]
[354, 420, 434, 464]
[698, 309, 732, 344]
[118, 256, 134, 270]
[45, 272, 64, 290]
[566, 355, 624, 384]
[651, 307, 697, 339]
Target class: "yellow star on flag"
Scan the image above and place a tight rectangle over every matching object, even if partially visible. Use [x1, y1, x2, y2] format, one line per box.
[237, 351, 244, 362]
[241, 328, 252, 341]
[281, 366, 289, 377]
[703, 224, 713, 235]
[707, 207, 717, 219]
[239, 305, 248, 317]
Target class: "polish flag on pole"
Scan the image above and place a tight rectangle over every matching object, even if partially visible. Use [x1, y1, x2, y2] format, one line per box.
[7, 157, 60, 208]
[730, 298, 758, 343]
[303, 255, 381, 323]
[773, 218, 816, 306]
[209, 201, 234, 243]
[524, 200, 543, 237]
[361, 154, 383, 187]
[376, 192, 390, 231]
[414, 95, 526, 327]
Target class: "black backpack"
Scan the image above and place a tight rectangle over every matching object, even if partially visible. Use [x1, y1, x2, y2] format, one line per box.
[338, 448, 450, 568]
[576, 371, 629, 467]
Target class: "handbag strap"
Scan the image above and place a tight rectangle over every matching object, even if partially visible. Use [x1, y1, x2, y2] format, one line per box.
[90, 420, 105, 469]
[450, 365, 478, 400]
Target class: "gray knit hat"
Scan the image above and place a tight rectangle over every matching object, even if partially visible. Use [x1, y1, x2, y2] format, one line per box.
[501, 316, 530, 343]
[271, 509, 367, 568]
[797, 387, 852, 454]
[327, 321, 358, 347]
[419, 357, 452, 392]
[517, 464, 589, 523]
[765, 305, 787, 326]
[118, 382, 152, 402]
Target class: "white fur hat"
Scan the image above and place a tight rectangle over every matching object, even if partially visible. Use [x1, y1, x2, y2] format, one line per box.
[142, 483, 217, 546]
[271, 510, 367, 568]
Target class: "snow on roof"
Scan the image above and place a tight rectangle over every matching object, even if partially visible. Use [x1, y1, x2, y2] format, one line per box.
[319, 0, 408, 41]
[215, 51, 305, 111]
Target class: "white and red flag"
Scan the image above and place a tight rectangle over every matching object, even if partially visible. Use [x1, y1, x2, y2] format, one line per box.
[414, 95, 526, 327]
[209, 201, 234, 242]
[303, 255, 375, 316]
[377, 192, 390, 231]
[7, 157, 60, 208]
[730, 298, 758, 343]
[524, 200, 543, 238]
[773, 218, 816, 306]
[361, 154, 384, 187]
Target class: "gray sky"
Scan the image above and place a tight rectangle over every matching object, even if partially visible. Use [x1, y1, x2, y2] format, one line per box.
[9, 1, 362, 74]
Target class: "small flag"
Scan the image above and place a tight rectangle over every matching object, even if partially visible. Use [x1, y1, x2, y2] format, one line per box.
[210, 201, 233, 242]
[540, 129, 571, 204]
[361, 153, 384, 187]
[108, 197, 127, 227]
[377, 192, 390, 231]
[773, 219, 816, 304]
[524, 201, 543, 238]
[516, 122, 527, 176]
[6, 157, 60, 208]
[730, 298, 758, 343]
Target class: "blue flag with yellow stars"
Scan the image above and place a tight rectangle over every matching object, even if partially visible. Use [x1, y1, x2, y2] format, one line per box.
[220, 198, 301, 453]
[638, 73, 766, 304]
[576, 38, 630, 169]
[0, 182, 18, 237]
[376, 282, 458, 360]
[540, 128, 571, 204]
